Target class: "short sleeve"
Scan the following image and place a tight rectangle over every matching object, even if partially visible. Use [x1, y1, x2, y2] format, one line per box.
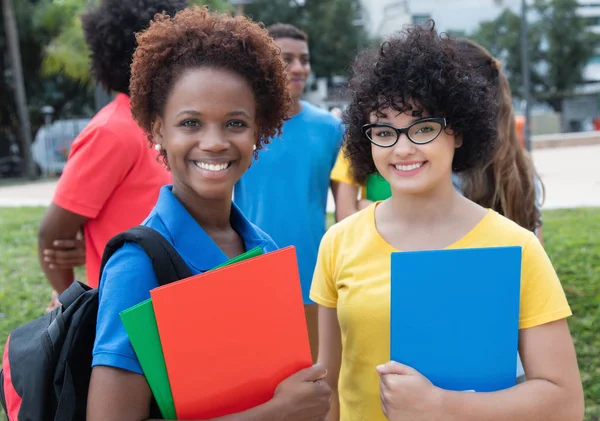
[53, 125, 139, 218]
[92, 243, 160, 374]
[519, 235, 572, 329]
[330, 150, 359, 186]
[309, 229, 338, 308]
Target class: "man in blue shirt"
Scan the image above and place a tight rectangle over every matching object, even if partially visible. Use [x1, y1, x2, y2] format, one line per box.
[234, 23, 344, 360]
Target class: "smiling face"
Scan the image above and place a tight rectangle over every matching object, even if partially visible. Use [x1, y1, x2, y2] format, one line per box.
[276, 37, 311, 100]
[152, 67, 257, 202]
[370, 106, 462, 195]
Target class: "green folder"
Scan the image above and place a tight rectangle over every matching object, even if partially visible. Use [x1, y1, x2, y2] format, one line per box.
[119, 246, 264, 419]
[366, 173, 392, 201]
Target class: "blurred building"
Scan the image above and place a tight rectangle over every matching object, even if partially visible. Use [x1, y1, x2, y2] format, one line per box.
[358, 0, 521, 40]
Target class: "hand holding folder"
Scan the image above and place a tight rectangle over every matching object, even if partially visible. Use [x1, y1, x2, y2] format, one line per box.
[390, 246, 522, 392]
[151, 246, 312, 420]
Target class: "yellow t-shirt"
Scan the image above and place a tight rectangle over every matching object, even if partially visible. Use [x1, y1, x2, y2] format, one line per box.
[309, 203, 572, 421]
[330, 150, 367, 198]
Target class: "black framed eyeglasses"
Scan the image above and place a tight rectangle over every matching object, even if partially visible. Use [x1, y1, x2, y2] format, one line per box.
[363, 117, 448, 148]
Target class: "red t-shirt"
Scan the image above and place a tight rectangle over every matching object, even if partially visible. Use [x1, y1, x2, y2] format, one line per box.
[53, 94, 172, 287]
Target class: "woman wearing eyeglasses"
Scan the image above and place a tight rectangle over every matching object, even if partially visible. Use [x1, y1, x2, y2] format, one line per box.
[310, 23, 583, 421]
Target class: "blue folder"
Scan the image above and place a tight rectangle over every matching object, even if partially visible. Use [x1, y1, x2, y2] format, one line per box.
[390, 246, 522, 392]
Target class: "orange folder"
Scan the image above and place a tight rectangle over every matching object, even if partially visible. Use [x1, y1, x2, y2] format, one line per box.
[150, 246, 312, 420]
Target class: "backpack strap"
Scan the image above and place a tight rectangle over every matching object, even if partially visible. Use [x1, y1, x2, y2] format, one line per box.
[57, 281, 90, 310]
[99, 225, 194, 287]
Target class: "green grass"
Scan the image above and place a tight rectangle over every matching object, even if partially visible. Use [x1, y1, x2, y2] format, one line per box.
[542, 208, 600, 420]
[0, 207, 52, 349]
[0, 207, 598, 419]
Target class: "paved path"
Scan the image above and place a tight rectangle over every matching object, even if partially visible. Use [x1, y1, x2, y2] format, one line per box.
[1, 145, 600, 210]
[0, 180, 57, 207]
[532, 145, 600, 210]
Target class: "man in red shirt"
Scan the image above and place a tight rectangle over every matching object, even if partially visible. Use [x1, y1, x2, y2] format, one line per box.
[38, 0, 187, 304]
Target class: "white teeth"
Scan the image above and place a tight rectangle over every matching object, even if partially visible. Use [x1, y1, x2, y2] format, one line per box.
[394, 163, 423, 171]
[194, 161, 230, 172]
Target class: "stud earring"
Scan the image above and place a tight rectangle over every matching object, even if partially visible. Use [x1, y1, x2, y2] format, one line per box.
[253, 144, 257, 151]
[154, 143, 162, 151]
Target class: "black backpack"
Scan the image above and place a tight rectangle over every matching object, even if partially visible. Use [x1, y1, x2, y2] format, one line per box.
[0, 226, 193, 421]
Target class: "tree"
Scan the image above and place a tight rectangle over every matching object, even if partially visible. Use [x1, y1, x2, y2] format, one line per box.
[2, 0, 37, 178]
[35, 0, 229, 84]
[533, 0, 600, 111]
[33, 0, 91, 83]
[471, 0, 600, 113]
[471, 8, 544, 105]
[1, 0, 96, 125]
[244, 0, 371, 79]
[1, 0, 95, 176]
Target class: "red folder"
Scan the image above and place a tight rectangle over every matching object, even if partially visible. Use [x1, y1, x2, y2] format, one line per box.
[150, 246, 312, 420]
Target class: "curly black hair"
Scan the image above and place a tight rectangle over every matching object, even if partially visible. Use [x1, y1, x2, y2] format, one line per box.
[129, 6, 291, 164]
[343, 22, 499, 184]
[80, 0, 188, 94]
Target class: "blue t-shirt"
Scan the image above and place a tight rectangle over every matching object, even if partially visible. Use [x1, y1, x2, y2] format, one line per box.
[92, 185, 278, 374]
[234, 101, 343, 303]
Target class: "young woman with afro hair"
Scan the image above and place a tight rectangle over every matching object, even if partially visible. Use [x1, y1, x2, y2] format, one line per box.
[310, 23, 583, 421]
[87, 6, 330, 421]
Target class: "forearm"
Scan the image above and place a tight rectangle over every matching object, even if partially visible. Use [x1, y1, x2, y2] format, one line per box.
[318, 305, 342, 421]
[326, 389, 340, 421]
[38, 235, 75, 294]
[442, 379, 583, 421]
[38, 203, 88, 293]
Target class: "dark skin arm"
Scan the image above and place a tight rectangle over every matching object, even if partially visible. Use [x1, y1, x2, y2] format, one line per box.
[87, 364, 330, 421]
[38, 202, 89, 294]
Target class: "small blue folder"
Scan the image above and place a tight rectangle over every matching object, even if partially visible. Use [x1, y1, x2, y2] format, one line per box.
[390, 246, 522, 392]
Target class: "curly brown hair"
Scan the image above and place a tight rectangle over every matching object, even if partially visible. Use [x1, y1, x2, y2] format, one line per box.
[343, 22, 499, 184]
[129, 6, 291, 164]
